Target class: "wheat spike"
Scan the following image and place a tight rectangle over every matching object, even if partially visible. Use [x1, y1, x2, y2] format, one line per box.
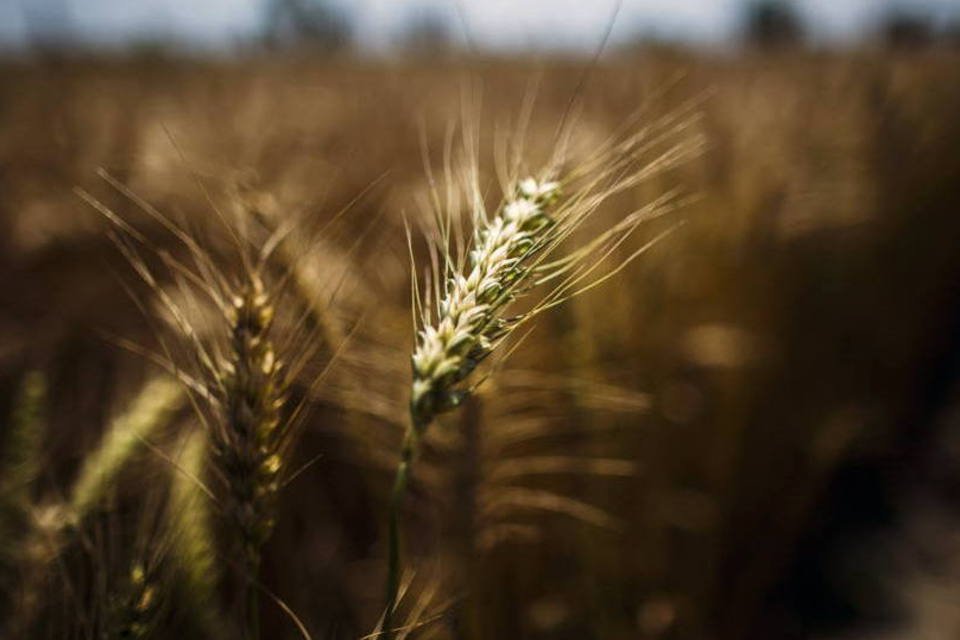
[410, 178, 561, 432]
[70, 376, 185, 519]
[215, 275, 286, 566]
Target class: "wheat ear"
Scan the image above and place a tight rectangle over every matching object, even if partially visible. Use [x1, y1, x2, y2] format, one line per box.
[385, 176, 562, 636]
[0, 371, 46, 546]
[409, 177, 562, 432]
[81, 174, 332, 639]
[385, 99, 703, 632]
[0, 372, 45, 517]
[211, 274, 287, 640]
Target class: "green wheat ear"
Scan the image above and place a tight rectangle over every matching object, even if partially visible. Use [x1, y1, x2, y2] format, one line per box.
[0, 371, 46, 588]
[169, 429, 224, 639]
[70, 376, 185, 519]
[0, 371, 46, 519]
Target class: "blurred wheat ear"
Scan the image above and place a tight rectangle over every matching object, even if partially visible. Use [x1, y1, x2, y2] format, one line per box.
[80, 168, 353, 640]
[70, 376, 185, 518]
[0, 371, 46, 617]
[369, 567, 450, 640]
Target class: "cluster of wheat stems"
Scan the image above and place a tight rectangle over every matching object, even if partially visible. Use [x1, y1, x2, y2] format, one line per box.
[0, 102, 699, 638]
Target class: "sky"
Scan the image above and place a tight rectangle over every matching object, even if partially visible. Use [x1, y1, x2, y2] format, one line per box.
[2, 0, 959, 51]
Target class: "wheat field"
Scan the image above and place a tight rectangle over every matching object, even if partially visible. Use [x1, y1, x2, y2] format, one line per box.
[1, 49, 960, 639]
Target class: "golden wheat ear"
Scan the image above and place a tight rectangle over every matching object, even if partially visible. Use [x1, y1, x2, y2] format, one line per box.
[409, 102, 703, 441]
[103, 560, 163, 640]
[0, 371, 46, 529]
[83, 449, 186, 640]
[471, 371, 648, 546]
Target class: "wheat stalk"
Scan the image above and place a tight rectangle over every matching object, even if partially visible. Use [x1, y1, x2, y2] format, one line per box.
[387, 176, 568, 633]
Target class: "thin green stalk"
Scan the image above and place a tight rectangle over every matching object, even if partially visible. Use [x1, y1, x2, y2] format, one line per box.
[451, 397, 481, 640]
[384, 430, 415, 640]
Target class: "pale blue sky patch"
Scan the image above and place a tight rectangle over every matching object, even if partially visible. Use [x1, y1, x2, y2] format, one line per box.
[2, 0, 959, 50]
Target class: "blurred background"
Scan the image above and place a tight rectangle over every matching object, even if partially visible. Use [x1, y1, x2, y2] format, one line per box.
[2, 1, 960, 638]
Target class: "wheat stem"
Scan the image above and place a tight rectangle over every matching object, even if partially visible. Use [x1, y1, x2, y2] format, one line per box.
[384, 431, 414, 640]
[245, 555, 262, 640]
[451, 395, 482, 640]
